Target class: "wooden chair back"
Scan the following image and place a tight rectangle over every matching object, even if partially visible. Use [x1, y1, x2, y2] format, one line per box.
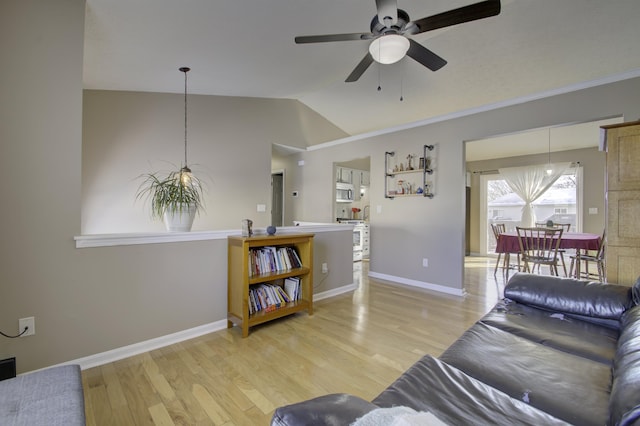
[516, 226, 564, 274]
[490, 223, 506, 242]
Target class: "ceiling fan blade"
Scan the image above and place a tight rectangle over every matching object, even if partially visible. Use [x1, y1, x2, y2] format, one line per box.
[406, 39, 447, 71]
[409, 0, 501, 35]
[345, 53, 374, 82]
[295, 33, 370, 44]
[376, 0, 398, 26]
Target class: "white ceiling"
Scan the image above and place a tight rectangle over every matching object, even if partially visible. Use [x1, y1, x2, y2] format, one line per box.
[84, 0, 640, 144]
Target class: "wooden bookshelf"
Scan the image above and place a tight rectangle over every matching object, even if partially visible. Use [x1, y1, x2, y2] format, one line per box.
[227, 233, 314, 337]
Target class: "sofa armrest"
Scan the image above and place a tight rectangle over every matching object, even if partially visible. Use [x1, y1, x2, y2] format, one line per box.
[271, 393, 378, 426]
[504, 273, 633, 321]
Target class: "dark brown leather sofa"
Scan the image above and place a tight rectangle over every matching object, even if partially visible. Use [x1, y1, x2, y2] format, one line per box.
[271, 273, 640, 426]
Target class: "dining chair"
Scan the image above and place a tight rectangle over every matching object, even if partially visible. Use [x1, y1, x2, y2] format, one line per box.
[535, 221, 571, 276]
[491, 223, 508, 275]
[516, 226, 564, 276]
[570, 229, 606, 282]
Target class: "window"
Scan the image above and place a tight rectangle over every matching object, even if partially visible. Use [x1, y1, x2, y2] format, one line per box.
[481, 169, 582, 255]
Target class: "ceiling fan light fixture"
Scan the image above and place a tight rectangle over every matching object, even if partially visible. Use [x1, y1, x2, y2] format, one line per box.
[369, 34, 409, 64]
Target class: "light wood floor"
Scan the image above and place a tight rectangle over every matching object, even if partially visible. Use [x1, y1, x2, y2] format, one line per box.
[82, 257, 508, 426]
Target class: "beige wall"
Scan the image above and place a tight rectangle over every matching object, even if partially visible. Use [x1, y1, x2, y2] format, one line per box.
[466, 147, 607, 254]
[82, 90, 347, 234]
[3, 0, 640, 373]
[0, 1, 353, 373]
[293, 79, 640, 292]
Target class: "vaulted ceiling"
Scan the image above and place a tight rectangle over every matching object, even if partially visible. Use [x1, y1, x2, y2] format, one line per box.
[84, 0, 640, 146]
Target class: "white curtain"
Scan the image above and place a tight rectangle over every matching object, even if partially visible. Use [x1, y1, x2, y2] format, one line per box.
[498, 162, 571, 227]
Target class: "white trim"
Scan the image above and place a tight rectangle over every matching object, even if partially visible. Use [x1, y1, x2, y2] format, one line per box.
[74, 230, 232, 248]
[74, 224, 351, 248]
[479, 173, 495, 256]
[57, 321, 228, 371]
[50, 283, 357, 371]
[314, 283, 358, 301]
[575, 165, 584, 232]
[307, 68, 640, 151]
[368, 271, 466, 297]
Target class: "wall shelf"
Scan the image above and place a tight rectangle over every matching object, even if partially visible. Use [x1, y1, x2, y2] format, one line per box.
[385, 145, 435, 199]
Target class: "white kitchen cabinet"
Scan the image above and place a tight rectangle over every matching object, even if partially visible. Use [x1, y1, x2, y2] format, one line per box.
[359, 171, 370, 186]
[336, 167, 353, 184]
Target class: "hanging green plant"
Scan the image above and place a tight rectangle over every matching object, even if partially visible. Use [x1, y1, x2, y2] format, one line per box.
[135, 167, 205, 221]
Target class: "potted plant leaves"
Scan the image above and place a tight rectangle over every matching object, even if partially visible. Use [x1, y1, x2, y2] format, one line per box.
[136, 167, 205, 232]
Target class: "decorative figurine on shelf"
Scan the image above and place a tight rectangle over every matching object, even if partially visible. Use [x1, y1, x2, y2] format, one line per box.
[416, 187, 424, 194]
[242, 219, 253, 237]
[407, 154, 415, 170]
[399, 163, 404, 171]
[351, 207, 361, 220]
[266, 225, 276, 235]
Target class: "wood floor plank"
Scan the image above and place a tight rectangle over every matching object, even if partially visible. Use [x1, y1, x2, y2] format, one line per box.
[83, 258, 507, 425]
[148, 403, 175, 426]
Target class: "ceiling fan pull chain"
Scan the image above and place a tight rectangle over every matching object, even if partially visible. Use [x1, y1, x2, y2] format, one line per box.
[377, 61, 382, 91]
[400, 61, 404, 101]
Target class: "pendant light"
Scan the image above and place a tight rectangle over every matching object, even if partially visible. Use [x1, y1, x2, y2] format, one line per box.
[546, 128, 553, 175]
[179, 66, 192, 186]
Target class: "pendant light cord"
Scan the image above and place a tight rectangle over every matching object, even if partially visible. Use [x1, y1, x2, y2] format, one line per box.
[180, 67, 190, 169]
[548, 128, 551, 164]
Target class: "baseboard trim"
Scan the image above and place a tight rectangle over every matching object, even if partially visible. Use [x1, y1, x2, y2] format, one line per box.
[314, 283, 358, 301]
[61, 320, 227, 370]
[368, 271, 466, 297]
[60, 284, 358, 371]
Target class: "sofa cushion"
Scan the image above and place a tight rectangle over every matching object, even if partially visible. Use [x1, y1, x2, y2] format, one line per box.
[439, 322, 611, 426]
[609, 305, 640, 426]
[0, 364, 85, 426]
[270, 393, 378, 426]
[505, 273, 633, 322]
[372, 355, 569, 426]
[481, 299, 619, 364]
[633, 276, 640, 305]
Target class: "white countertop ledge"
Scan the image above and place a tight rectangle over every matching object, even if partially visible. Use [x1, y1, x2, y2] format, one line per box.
[74, 224, 352, 248]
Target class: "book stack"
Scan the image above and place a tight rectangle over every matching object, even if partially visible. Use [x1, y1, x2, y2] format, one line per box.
[249, 283, 296, 315]
[248, 246, 303, 276]
[284, 277, 301, 302]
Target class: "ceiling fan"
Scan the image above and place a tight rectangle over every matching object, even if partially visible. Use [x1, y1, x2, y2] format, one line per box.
[295, 0, 501, 82]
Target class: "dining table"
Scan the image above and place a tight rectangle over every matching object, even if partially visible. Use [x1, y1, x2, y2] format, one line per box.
[495, 231, 601, 254]
[495, 230, 601, 277]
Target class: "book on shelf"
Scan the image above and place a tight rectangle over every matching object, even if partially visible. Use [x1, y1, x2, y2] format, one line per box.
[249, 283, 296, 315]
[248, 246, 303, 276]
[284, 277, 301, 301]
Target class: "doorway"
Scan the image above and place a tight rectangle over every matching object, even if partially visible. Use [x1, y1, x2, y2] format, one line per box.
[271, 170, 284, 227]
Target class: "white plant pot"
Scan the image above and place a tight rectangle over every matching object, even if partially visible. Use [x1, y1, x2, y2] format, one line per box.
[163, 205, 196, 232]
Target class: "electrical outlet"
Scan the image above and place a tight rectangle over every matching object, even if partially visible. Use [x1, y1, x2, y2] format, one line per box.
[19, 317, 35, 337]
[321, 263, 328, 273]
[422, 258, 429, 268]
